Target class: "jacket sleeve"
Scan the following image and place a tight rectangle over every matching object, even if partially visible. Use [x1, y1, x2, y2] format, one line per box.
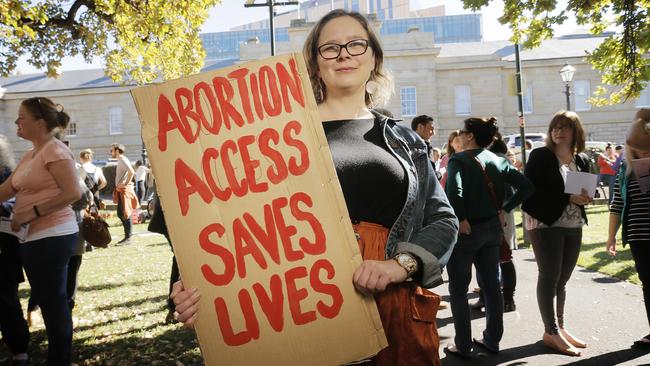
[445, 157, 466, 221]
[522, 148, 570, 224]
[502, 162, 534, 213]
[397, 161, 459, 288]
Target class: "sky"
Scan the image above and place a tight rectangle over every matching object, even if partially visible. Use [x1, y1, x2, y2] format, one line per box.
[14, 0, 579, 74]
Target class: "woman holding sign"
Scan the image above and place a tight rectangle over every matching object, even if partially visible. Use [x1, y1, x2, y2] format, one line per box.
[521, 110, 591, 356]
[607, 108, 650, 350]
[172, 9, 459, 365]
[0, 97, 82, 365]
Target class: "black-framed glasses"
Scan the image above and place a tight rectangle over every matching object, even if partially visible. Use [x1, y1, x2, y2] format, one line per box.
[318, 39, 369, 60]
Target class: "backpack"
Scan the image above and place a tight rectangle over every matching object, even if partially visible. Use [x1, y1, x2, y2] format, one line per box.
[83, 172, 97, 193]
[85, 167, 101, 193]
[80, 167, 103, 209]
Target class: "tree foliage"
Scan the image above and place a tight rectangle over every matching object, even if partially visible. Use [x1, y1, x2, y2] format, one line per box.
[462, 0, 650, 105]
[1, 0, 221, 84]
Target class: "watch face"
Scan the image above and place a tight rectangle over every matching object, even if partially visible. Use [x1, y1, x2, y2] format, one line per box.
[396, 254, 416, 274]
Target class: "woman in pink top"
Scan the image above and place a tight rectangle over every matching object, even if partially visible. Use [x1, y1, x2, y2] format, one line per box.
[0, 97, 82, 366]
[439, 130, 465, 188]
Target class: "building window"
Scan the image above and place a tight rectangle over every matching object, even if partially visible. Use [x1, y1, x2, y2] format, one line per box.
[636, 86, 650, 107]
[109, 106, 123, 135]
[67, 121, 77, 136]
[351, 0, 359, 12]
[523, 85, 533, 114]
[454, 85, 471, 115]
[573, 80, 591, 111]
[400, 86, 417, 117]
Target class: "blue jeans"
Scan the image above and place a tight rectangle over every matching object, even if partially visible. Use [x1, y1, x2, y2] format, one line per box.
[20, 233, 77, 365]
[447, 217, 504, 354]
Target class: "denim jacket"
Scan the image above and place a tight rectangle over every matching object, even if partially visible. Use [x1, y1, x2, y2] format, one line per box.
[373, 110, 459, 288]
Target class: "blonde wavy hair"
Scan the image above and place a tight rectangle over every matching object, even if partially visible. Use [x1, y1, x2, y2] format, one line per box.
[302, 9, 393, 108]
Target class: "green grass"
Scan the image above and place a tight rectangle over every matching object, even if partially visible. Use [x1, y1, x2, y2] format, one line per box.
[1, 216, 203, 365]
[0, 204, 638, 365]
[515, 203, 639, 285]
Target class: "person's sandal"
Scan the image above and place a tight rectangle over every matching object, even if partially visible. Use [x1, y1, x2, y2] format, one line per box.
[473, 338, 499, 354]
[632, 334, 650, 350]
[504, 301, 517, 312]
[444, 343, 472, 360]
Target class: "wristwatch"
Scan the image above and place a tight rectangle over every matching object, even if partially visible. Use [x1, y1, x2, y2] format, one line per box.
[393, 253, 418, 278]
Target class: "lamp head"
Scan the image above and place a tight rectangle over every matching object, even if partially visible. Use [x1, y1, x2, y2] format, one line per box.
[559, 63, 575, 83]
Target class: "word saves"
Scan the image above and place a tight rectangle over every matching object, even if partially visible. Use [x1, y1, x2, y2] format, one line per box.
[156, 58, 343, 346]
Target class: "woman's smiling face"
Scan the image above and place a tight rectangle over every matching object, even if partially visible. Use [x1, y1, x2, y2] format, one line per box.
[15, 104, 42, 140]
[316, 16, 375, 98]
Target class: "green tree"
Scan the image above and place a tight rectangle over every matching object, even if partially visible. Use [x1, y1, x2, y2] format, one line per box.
[1, 0, 221, 83]
[462, 0, 650, 106]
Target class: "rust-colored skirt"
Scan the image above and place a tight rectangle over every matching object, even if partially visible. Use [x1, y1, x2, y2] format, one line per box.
[353, 221, 441, 366]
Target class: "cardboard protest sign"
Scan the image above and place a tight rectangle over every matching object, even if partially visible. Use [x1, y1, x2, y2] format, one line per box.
[131, 53, 387, 365]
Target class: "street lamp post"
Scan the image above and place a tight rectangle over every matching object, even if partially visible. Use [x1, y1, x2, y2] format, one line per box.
[0, 86, 6, 135]
[559, 62, 575, 110]
[244, 0, 299, 56]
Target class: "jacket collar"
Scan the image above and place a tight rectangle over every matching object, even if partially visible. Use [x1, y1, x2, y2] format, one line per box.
[371, 109, 401, 127]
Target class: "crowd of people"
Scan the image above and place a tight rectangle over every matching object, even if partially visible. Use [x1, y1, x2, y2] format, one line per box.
[1, 8, 649, 366]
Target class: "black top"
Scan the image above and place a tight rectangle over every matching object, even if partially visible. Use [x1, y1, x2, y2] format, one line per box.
[610, 173, 650, 243]
[147, 194, 169, 238]
[522, 146, 590, 226]
[323, 118, 408, 229]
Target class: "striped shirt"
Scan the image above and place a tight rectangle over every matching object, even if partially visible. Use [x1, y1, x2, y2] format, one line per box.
[610, 174, 650, 242]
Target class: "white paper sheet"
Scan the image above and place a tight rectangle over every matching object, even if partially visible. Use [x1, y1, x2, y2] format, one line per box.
[0, 216, 29, 242]
[564, 171, 598, 197]
[631, 158, 650, 193]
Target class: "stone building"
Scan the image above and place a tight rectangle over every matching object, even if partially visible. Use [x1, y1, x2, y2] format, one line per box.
[1, 23, 648, 160]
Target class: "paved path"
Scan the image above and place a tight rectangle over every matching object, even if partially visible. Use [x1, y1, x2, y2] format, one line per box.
[436, 248, 650, 366]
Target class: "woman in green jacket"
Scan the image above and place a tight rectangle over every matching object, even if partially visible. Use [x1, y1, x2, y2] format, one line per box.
[445, 117, 533, 358]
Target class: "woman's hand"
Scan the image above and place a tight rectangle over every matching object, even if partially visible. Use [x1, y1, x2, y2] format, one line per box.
[170, 280, 201, 329]
[570, 188, 592, 206]
[11, 207, 35, 232]
[353, 259, 408, 295]
[606, 237, 617, 256]
[459, 219, 472, 235]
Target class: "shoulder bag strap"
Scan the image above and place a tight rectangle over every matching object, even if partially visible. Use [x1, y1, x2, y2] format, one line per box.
[472, 156, 501, 212]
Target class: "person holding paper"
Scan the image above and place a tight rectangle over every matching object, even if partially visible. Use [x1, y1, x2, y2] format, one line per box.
[0, 97, 83, 366]
[172, 9, 459, 365]
[444, 117, 533, 358]
[607, 109, 650, 350]
[521, 110, 592, 357]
